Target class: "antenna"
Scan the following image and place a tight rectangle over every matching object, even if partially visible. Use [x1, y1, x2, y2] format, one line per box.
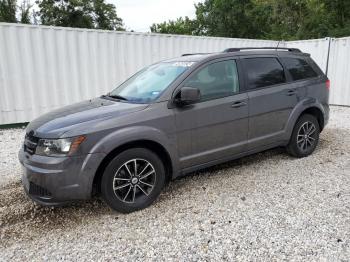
[276, 40, 281, 50]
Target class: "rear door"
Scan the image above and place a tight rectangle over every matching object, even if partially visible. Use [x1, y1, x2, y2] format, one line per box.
[241, 56, 301, 150]
[280, 56, 324, 102]
[173, 58, 249, 169]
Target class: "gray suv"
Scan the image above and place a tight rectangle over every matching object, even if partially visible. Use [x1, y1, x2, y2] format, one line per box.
[19, 47, 330, 213]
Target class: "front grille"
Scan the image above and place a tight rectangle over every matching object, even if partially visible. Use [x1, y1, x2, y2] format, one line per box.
[24, 133, 39, 155]
[29, 182, 52, 197]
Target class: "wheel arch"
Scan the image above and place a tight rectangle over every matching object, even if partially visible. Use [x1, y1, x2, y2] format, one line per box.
[285, 99, 327, 142]
[299, 107, 325, 131]
[92, 139, 173, 195]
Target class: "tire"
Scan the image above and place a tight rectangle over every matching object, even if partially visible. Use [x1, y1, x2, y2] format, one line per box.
[101, 148, 165, 213]
[286, 114, 320, 158]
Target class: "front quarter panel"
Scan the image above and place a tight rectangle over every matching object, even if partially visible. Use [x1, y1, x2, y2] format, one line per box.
[89, 126, 179, 176]
[86, 103, 180, 177]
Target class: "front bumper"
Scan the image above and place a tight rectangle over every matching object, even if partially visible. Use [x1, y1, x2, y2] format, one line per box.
[19, 147, 106, 205]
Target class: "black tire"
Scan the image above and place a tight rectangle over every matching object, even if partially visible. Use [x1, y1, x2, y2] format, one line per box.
[286, 114, 320, 158]
[101, 148, 165, 213]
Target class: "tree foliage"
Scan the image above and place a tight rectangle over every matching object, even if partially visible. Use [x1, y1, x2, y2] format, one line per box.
[0, 0, 17, 22]
[195, 0, 264, 38]
[1, 0, 350, 38]
[18, 0, 32, 23]
[36, 0, 124, 30]
[150, 0, 350, 40]
[0, 0, 33, 23]
[0, 0, 124, 30]
[150, 17, 199, 35]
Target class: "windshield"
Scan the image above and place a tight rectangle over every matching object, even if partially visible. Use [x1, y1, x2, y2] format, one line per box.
[108, 62, 194, 103]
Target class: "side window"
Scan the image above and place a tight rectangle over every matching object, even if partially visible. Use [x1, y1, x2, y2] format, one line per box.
[184, 60, 239, 101]
[282, 57, 318, 81]
[243, 58, 286, 89]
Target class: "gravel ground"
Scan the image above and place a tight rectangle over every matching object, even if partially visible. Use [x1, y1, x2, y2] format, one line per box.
[0, 106, 349, 261]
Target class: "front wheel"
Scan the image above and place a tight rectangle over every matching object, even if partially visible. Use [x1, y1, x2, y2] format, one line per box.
[286, 114, 320, 158]
[101, 148, 166, 213]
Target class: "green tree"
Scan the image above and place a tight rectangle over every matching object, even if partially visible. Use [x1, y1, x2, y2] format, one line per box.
[296, 0, 330, 39]
[267, 0, 309, 40]
[195, 0, 267, 38]
[0, 0, 34, 23]
[150, 0, 272, 38]
[0, 0, 17, 22]
[266, 0, 350, 39]
[150, 0, 274, 39]
[323, 0, 350, 37]
[93, 0, 123, 30]
[37, 0, 93, 28]
[19, 0, 32, 23]
[150, 17, 199, 35]
[149, 0, 350, 40]
[36, 0, 124, 30]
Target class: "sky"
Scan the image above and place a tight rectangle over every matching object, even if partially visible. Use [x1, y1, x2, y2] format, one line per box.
[109, 0, 199, 32]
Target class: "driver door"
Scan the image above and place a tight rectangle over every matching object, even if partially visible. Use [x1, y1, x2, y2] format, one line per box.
[173, 59, 249, 170]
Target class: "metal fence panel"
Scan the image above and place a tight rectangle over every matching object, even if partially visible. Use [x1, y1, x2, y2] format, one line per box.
[327, 37, 350, 106]
[0, 23, 279, 124]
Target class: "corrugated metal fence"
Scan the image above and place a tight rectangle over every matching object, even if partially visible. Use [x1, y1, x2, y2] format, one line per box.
[0, 23, 349, 124]
[0, 23, 280, 124]
[328, 37, 350, 106]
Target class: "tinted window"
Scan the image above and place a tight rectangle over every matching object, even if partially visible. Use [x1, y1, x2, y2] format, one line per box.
[184, 60, 239, 101]
[243, 58, 286, 89]
[282, 57, 318, 81]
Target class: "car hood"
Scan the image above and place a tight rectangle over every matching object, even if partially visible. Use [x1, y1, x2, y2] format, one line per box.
[26, 97, 149, 138]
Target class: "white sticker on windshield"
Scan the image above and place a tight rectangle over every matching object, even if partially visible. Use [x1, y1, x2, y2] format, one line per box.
[172, 62, 195, 67]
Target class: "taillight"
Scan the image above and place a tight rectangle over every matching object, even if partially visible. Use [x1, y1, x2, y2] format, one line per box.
[326, 79, 330, 90]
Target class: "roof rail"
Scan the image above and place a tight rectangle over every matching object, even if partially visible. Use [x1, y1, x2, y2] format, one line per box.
[223, 47, 302, 53]
[182, 53, 209, 56]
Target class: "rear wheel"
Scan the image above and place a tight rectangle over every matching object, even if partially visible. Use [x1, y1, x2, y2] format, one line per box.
[287, 114, 320, 158]
[101, 148, 165, 213]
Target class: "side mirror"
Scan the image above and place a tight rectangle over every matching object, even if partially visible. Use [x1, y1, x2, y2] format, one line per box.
[176, 87, 201, 106]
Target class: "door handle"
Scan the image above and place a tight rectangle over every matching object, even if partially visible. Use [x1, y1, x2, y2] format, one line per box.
[286, 89, 297, 96]
[231, 101, 247, 108]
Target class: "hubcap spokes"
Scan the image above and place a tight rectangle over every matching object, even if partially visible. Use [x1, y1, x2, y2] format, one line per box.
[297, 121, 316, 152]
[113, 159, 156, 203]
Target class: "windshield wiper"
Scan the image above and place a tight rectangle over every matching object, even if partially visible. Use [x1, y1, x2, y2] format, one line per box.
[108, 94, 128, 101]
[102, 93, 128, 101]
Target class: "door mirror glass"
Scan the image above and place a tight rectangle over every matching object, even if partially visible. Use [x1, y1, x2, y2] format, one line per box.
[176, 87, 201, 105]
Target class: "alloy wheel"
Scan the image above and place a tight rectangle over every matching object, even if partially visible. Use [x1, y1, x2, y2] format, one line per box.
[297, 121, 317, 152]
[112, 159, 156, 203]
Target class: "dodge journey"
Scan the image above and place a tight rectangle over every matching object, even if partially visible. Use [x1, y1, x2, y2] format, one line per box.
[19, 47, 330, 213]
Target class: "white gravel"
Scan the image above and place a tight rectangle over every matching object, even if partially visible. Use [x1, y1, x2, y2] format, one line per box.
[0, 106, 349, 261]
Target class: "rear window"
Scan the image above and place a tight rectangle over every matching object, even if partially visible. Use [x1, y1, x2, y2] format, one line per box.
[243, 58, 286, 89]
[282, 57, 318, 81]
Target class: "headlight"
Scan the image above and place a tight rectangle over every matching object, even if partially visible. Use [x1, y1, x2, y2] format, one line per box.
[36, 136, 85, 156]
